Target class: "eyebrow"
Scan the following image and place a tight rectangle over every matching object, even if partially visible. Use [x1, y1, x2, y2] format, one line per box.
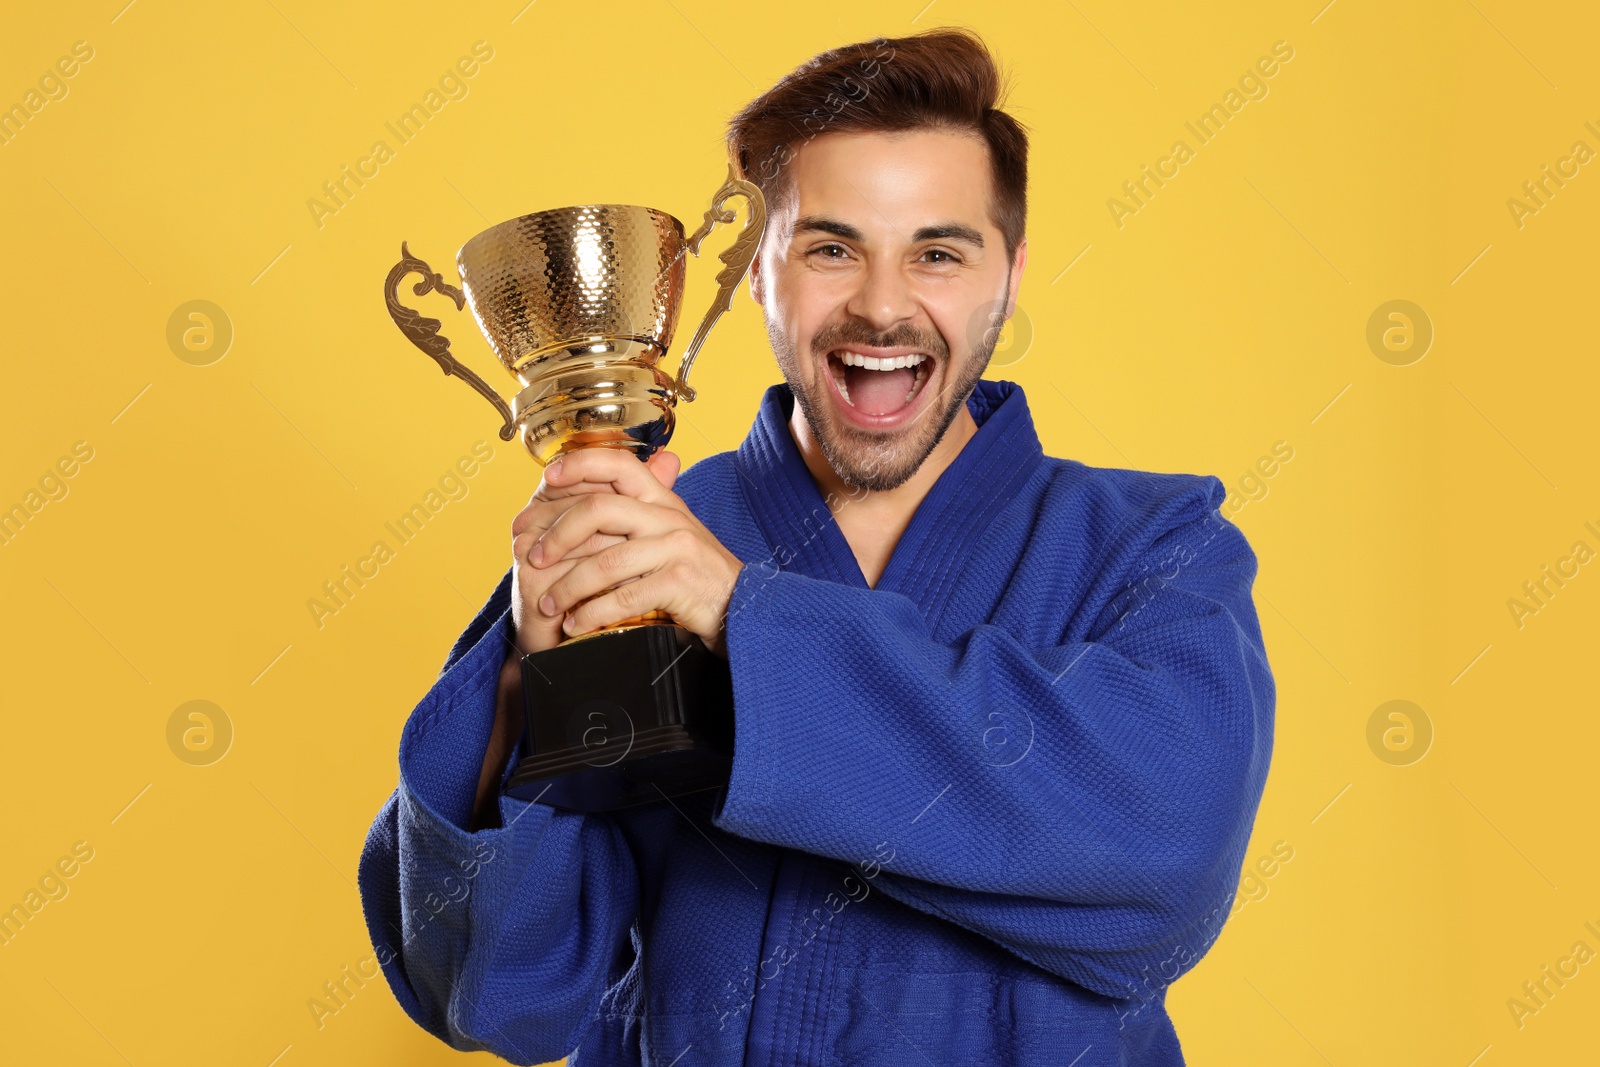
[792, 214, 985, 248]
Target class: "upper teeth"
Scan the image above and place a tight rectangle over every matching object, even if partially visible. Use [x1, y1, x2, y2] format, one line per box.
[837, 351, 928, 370]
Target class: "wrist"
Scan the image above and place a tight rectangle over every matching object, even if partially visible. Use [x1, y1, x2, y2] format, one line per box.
[705, 559, 744, 659]
[472, 646, 527, 831]
[499, 646, 523, 692]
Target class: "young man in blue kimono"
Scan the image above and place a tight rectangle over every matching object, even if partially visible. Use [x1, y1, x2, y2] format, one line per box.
[359, 27, 1275, 1067]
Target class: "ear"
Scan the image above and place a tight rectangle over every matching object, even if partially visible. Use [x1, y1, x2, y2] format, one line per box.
[1004, 237, 1027, 319]
[748, 245, 766, 305]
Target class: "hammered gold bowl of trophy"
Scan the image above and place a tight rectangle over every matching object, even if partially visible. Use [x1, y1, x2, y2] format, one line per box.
[384, 163, 765, 467]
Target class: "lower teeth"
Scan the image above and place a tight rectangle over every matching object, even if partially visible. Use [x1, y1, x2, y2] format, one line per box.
[906, 364, 927, 402]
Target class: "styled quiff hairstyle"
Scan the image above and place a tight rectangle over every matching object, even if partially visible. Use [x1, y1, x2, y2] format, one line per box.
[725, 28, 1028, 260]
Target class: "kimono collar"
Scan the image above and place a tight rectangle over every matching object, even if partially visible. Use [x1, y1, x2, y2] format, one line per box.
[731, 378, 1045, 612]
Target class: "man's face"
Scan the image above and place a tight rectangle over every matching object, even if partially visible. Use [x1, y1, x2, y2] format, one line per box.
[750, 128, 1027, 492]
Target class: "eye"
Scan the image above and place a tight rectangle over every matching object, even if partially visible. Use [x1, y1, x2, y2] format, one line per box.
[808, 243, 850, 259]
[920, 248, 960, 264]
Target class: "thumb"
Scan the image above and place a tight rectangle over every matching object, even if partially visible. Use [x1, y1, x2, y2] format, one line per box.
[645, 449, 682, 492]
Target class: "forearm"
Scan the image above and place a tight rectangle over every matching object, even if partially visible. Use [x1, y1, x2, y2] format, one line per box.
[471, 648, 524, 830]
[359, 594, 642, 1061]
[716, 575, 1253, 887]
[710, 534, 1273, 994]
[363, 776, 638, 1062]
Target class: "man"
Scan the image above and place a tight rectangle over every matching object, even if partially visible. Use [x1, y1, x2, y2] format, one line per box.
[359, 28, 1274, 1067]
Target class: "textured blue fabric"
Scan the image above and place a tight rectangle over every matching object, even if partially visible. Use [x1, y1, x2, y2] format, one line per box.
[358, 378, 1275, 1066]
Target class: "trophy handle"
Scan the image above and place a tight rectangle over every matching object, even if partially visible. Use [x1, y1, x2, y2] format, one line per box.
[384, 242, 516, 441]
[674, 164, 767, 403]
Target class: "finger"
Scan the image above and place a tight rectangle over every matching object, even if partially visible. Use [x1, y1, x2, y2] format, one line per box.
[538, 478, 617, 502]
[514, 526, 626, 568]
[511, 554, 581, 655]
[513, 447, 684, 537]
[559, 567, 685, 638]
[645, 450, 681, 493]
[514, 481, 631, 539]
[536, 494, 681, 566]
[539, 530, 692, 619]
[512, 474, 621, 538]
[513, 456, 631, 532]
[544, 447, 681, 505]
[513, 491, 592, 540]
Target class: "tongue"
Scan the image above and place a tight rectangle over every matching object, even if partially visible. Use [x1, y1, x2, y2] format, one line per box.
[846, 365, 916, 415]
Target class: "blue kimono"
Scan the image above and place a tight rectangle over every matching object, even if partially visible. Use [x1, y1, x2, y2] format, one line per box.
[358, 378, 1275, 1066]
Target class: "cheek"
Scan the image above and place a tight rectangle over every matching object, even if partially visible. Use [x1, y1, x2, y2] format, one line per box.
[922, 296, 986, 360]
[939, 306, 979, 355]
[771, 263, 848, 336]
[920, 270, 1008, 356]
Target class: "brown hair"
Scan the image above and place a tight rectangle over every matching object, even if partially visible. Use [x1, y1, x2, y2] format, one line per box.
[725, 28, 1028, 260]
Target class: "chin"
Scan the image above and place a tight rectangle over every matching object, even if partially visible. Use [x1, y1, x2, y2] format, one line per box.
[793, 345, 981, 493]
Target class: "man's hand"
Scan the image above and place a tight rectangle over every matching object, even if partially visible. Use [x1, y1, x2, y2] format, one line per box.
[527, 447, 745, 656]
[509, 448, 680, 656]
[482, 446, 688, 828]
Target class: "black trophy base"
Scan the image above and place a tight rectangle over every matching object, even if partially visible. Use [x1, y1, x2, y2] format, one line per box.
[503, 623, 735, 812]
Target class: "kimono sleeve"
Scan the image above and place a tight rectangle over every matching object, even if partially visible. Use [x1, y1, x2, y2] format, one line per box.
[357, 567, 640, 1065]
[709, 494, 1275, 1003]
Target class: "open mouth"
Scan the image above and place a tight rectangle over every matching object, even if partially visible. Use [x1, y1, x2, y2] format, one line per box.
[825, 349, 933, 419]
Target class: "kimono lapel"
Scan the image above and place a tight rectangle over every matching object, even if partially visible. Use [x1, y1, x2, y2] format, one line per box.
[731, 385, 866, 588]
[731, 379, 1046, 619]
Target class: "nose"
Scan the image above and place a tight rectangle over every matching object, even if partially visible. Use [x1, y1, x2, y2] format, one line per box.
[843, 254, 918, 337]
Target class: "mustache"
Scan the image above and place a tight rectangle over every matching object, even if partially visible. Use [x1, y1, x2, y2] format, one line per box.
[810, 322, 948, 358]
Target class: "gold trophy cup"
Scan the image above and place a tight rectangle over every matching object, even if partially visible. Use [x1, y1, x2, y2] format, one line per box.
[384, 165, 765, 812]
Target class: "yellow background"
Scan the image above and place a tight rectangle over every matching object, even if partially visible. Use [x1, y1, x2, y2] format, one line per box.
[2, 0, 1596, 1063]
